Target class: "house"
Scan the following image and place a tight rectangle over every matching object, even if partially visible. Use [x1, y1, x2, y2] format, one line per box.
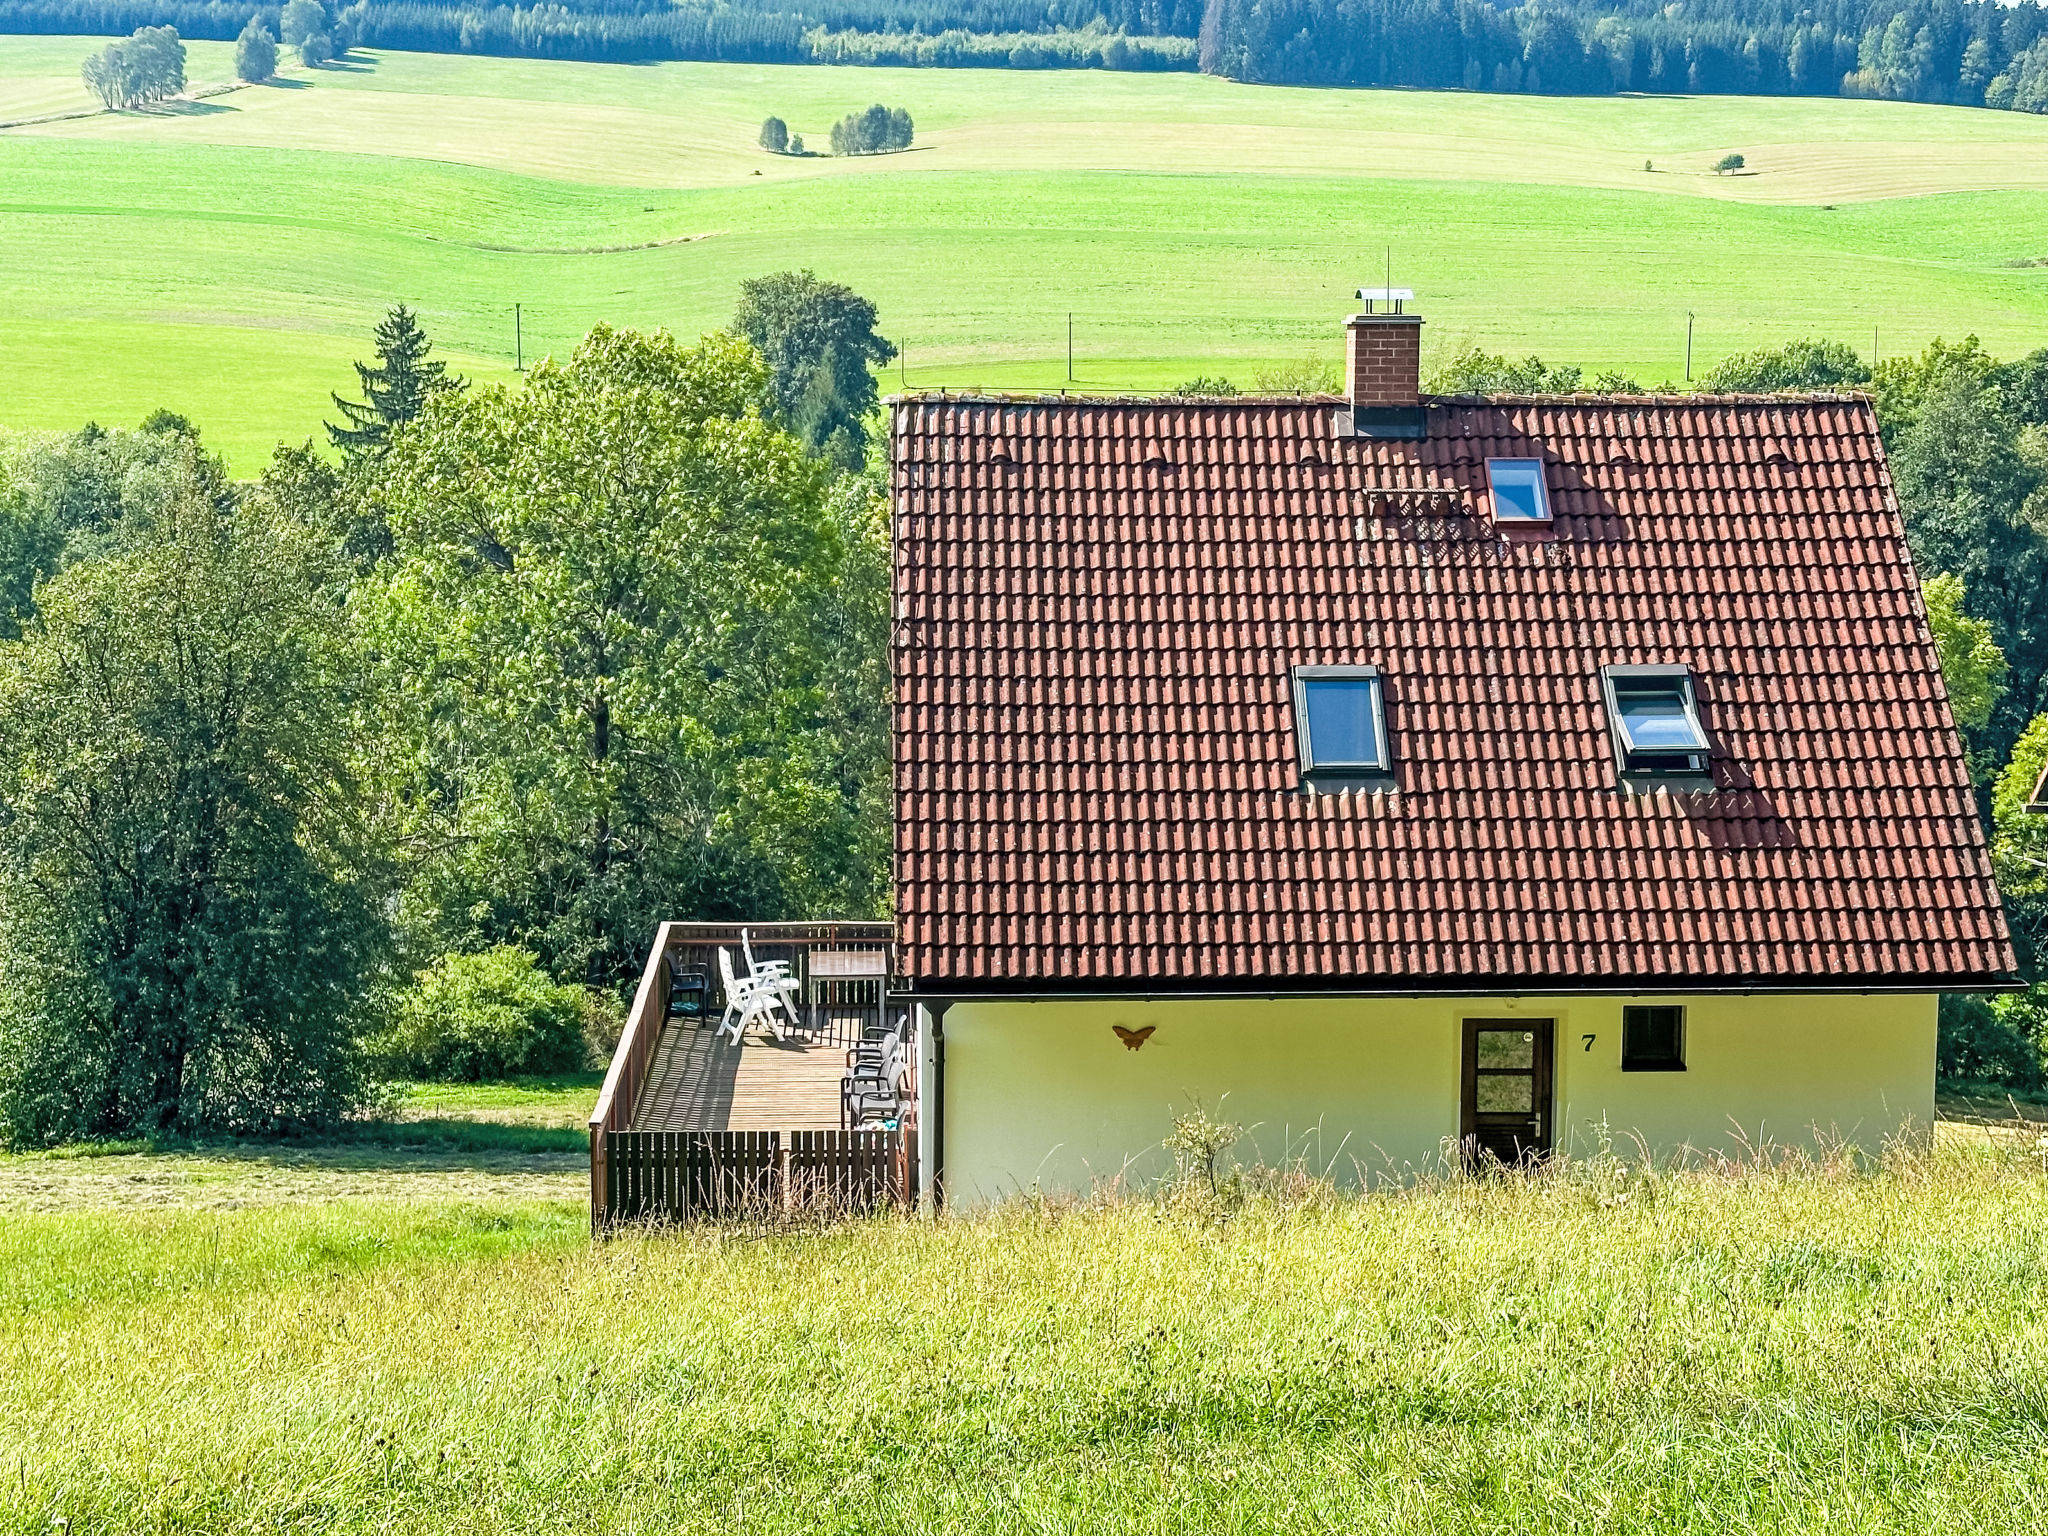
[888, 297, 2018, 1205]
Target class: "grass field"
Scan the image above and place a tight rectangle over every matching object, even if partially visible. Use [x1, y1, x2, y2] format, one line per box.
[6, 1139, 2048, 1532]
[6, 41, 2048, 467]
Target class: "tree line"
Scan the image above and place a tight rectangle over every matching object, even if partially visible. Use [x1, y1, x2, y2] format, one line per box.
[20, 0, 2048, 108]
[1, 0, 1192, 68]
[807, 24, 1191, 67]
[0, 274, 893, 1147]
[1199, 0, 2048, 109]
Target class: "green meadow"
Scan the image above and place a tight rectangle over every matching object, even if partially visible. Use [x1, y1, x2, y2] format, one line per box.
[6, 39, 2048, 466]
[7, 1137, 2048, 1533]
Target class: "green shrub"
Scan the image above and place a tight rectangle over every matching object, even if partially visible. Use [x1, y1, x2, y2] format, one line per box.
[1938, 990, 2046, 1091]
[373, 947, 592, 1081]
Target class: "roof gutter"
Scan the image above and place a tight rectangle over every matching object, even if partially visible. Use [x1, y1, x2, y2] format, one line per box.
[892, 975, 2024, 1002]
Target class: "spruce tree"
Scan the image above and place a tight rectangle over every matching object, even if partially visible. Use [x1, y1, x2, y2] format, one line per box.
[327, 304, 461, 460]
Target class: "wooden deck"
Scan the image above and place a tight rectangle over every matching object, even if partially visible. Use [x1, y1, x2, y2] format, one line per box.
[630, 1012, 865, 1132]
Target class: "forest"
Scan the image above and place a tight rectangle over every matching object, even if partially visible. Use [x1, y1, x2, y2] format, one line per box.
[9, 0, 2048, 109]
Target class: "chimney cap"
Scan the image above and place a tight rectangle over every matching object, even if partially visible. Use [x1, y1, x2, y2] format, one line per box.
[1354, 286, 1415, 316]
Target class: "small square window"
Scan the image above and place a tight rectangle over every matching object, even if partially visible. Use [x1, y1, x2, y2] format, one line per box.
[1601, 665, 1710, 776]
[1485, 458, 1551, 523]
[1291, 665, 1389, 778]
[1622, 1006, 1685, 1071]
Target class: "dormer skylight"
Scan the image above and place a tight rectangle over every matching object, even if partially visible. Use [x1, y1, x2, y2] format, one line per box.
[1292, 665, 1389, 780]
[1486, 458, 1551, 523]
[1602, 665, 1710, 778]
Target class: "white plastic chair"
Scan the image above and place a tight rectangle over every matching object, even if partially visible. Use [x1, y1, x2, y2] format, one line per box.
[717, 947, 784, 1044]
[741, 929, 802, 1029]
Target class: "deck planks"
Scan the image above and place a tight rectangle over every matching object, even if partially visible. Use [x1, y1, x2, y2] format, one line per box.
[630, 1013, 863, 1132]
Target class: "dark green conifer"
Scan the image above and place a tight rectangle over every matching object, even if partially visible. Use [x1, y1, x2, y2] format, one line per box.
[327, 304, 461, 460]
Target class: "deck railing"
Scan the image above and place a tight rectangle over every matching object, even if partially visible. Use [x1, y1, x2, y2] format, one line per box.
[602, 1128, 917, 1222]
[589, 920, 899, 1230]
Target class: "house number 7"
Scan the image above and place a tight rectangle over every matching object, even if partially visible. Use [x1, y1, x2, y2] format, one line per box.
[1582, 1034, 1596, 1052]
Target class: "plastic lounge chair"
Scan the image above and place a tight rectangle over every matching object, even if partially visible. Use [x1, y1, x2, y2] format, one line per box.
[740, 929, 802, 1028]
[717, 947, 784, 1044]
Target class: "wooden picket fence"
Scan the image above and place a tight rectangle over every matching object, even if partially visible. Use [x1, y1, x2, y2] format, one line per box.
[602, 1128, 915, 1224]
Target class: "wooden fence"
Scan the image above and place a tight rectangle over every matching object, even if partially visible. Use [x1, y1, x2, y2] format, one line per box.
[601, 1128, 916, 1224]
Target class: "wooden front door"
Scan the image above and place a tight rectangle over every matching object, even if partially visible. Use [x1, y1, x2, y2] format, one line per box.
[1461, 1019, 1554, 1165]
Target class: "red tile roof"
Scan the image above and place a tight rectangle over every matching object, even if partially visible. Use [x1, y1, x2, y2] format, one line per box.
[890, 392, 2015, 995]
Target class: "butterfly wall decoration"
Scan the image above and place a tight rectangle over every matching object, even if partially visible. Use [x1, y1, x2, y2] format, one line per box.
[1111, 1025, 1156, 1051]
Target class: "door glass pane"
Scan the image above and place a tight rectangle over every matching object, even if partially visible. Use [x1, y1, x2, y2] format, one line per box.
[1475, 1030, 1534, 1069]
[1476, 1074, 1534, 1113]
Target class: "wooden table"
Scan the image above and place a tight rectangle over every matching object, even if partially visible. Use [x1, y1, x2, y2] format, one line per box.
[807, 950, 888, 980]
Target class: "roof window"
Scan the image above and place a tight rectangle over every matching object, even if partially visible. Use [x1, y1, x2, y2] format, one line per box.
[1485, 458, 1551, 523]
[1601, 665, 1710, 777]
[1291, 665, 1389, 779]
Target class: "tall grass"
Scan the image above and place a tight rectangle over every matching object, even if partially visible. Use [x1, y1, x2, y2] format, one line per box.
[6, 1142, 2048, 1532]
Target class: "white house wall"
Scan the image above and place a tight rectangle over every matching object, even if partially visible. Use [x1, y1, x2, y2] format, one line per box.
[933, 993, 1937, 1205]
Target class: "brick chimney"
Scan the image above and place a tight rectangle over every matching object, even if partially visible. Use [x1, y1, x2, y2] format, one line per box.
[1346, 311, 1422, 408]
[1344, 292, 1425, 439]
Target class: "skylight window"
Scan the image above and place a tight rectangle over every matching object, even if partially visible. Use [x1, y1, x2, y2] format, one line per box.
[1291, 665, 1390, 779]
[1601, 665, 1711, 777]
[1485, 458, 1551, 523]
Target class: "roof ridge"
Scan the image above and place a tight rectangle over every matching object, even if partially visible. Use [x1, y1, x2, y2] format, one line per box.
[887, 390, 1875, 407]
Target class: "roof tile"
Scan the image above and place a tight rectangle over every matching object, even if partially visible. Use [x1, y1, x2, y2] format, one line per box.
[890, 394, 2015, 992]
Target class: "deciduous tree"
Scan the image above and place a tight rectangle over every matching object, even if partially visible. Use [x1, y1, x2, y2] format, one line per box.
[358, 325, 887, 985]
[1696, 338, 1869, 393]
[234, 14, 278, 80]
[0, 460, 386, 1146]
[732, 270, 895, 469]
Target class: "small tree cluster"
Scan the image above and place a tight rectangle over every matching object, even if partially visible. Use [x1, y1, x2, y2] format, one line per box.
[80, 26, 185, 110]
[1713, 151, 1747, 173]
[234, 14, 278, 81]
[279, 0, 363, 65]
[759, 115, 788, 152]
[828, 103, 913, 156]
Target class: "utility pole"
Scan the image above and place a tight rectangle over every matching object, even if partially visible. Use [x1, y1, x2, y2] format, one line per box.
[515, 303, 523, 373]
[1685, 311, 1695, 383]
[1067, 312, 1073, 383]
